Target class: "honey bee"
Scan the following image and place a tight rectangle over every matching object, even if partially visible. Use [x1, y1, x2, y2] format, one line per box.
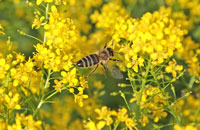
[76, 43, 122, 78]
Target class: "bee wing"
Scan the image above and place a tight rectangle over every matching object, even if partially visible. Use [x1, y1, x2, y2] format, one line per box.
[111, 66, 124, 79]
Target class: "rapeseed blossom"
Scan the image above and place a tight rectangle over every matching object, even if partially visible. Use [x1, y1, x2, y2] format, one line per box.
[7, 114, 42, 130]
[163, 1, 200, 78]
[33, 5, 89, 107]
[87, 106, 137, 130]
[34, 6, 76, 72]
[91, 3, 185, 74]
[165, 59, 183, 78]
[1, 0, 200, 130]
[130, 87, 169, 124]
[115, 8, 184, 67]
[95, 106, 117, 126]
[177, 37, 200, 77]
[91, 2, 129, 35]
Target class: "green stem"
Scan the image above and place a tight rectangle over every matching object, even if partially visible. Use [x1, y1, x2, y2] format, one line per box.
[188, 75, 195, 89]
[109, 125, 112, 130]
[113, 121, 120, 130]
[34, 69, 51, 117]
[33, 100, 43, 117]
[120, 91, 131, 111]
[128, 69, 135, 93]
[40, 68, 44, 96]
[33, 4, 50, 118]
[18, 31, 43, 43]
[44, 90, 59, 101]
[158, 123, 174, 129]
[151, 68, 180, 124]
[45, 4, 49, 21]
[136, 59, 151, 120]
[44, 69, 51, 89]
[43, 3, 49, 43]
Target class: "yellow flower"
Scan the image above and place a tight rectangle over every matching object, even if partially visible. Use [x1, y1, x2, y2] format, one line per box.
[101, 6, 185, 72]
[32, 16, 45, 29]
[177, 36, 200, 77]
[10, 57, 35, 87]
[125, 118, 138, 130]
[79, 76, 88, 89]
[36, 0, 43, 5]
[53, 80, 63, 92]
[0, 58, 10, 79]
[7, 114, 42, 130]
[86, 120, 105, 130]
[139, 115, 149, 127]
[34, 5, 76, 72]
[61, 68, 79, 86]
[165, 59, 183, 78]
[116, 108, 128, 122]
[4, 92, 21, 110]
[130, 86, 169, 124]
[74, 89, 88, 107]
[95, 106, 117, 126]
[152, 110, 167, 122]
[91, 2, 129, 35]
[174, 124, 198, 130]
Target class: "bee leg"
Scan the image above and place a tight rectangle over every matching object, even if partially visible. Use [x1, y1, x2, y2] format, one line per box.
[86, 64, 99, 78]
[100, 63, 108, 77]
[110, 58, 122, 62]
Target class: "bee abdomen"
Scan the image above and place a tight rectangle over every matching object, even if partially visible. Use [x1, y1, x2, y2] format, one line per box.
[77, 54, 99, 67]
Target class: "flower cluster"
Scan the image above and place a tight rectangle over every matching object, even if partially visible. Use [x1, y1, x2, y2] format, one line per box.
[166, 0, 200, 23]
[86, 106, 137, 130]
[34, 6, 76, 72]
[162, 1, 200, 78]
[115, 8, 184, 67]
[11, 57, 35, 87]
[1, 0, 200, 130]
[33, 5, 90, 107]
[91, 2, 129, 35]
[130, 86, 169, 124]
[60, 0, 102, 34]
[177, 0, 200, 19]
[91, 3, 185, 74]
[177, 37, 200, 77]
[0, 49, 38, 92]
[7, 114, 42, 130]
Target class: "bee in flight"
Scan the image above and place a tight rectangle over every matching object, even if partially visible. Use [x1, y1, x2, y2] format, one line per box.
[76, 42, 123, 78]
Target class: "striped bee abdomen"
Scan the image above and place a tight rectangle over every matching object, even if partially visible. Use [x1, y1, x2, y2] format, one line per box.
[77, 54, 99, 67]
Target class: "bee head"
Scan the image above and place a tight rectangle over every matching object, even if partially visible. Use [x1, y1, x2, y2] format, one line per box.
[107, 48, 114, 57]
